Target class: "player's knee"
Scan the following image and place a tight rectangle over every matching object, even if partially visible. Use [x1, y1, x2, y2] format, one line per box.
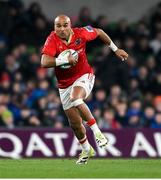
[71, 98, 84, 107]
[70, 94, 78, 101]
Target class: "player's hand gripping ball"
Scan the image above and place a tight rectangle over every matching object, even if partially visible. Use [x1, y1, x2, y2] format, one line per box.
[58, 49, 78, 69]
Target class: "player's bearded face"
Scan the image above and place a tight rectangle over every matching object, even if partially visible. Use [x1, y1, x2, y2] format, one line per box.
[55, 21, 71, 40]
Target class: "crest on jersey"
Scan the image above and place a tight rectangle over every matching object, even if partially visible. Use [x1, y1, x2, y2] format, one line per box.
[84, 26, 94, 32]
[75, 38, 81, 45]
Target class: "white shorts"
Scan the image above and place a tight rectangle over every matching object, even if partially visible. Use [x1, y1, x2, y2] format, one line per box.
[59, 73, 95, 110]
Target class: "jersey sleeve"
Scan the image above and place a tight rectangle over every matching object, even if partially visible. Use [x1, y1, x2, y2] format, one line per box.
[41, 32, 57, 57]
[80, 26, 98, 42]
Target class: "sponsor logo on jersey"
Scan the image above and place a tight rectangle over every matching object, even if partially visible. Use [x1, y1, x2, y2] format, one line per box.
[75, 38, 81, 45]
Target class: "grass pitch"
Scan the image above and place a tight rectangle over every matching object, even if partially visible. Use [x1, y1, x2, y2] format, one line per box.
[0, 158, 161, 178]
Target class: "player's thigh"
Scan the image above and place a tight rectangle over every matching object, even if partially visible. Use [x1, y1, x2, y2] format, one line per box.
[65, 107, 82, 126]
[59, 86, 73, 110]
[71, 73, 95, 100]
[71, 86, 86, 100]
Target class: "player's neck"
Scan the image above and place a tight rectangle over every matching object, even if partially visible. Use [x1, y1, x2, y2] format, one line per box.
[62, 30, 74, 45]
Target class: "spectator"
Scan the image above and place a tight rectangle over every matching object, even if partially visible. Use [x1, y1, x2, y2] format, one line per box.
[128, 78, 143, 100]
[124, 36, 136, 56]
[137, 66, 150, 93]
[115, 18, 134, 41]
[135, 21, 150, 38]
[145, 56, 157, 82]
[93, 88, 107, 109]
[150, 72, 161, 95]
[108, 85, 125, 107]
[127, 109, 141, 128]
[150, 113, 161, 128]
[150, 30, 161, 54]
[136, 35, 153, 65]
[149, 2, 161, 37]
[153, 96, 161, 113]
[115, 100, 128, 126]
[98, 108, 121, 129]
[75, 6, 94, 27]
[0, 105, 14, 128]
[92, 107, 103, 124]
[142, 106, 155, 127]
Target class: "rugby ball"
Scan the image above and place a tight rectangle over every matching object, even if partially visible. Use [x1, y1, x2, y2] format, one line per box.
[58, 49, 78, 69]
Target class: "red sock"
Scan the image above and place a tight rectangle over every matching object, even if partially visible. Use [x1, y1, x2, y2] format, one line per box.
[86, 118, 96, 126]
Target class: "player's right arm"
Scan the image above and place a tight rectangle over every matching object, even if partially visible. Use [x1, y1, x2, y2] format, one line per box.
[41, 32, 77, 68]
[41, 32, 57, 68]
[41, 54, 56, 68]
[41, 53, 77, 68]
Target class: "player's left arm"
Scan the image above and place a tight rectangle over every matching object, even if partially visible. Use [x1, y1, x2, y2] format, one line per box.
[95, 28, 128, 61]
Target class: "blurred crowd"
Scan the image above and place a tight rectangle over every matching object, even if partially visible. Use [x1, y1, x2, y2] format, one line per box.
[0, 0, 161, 129]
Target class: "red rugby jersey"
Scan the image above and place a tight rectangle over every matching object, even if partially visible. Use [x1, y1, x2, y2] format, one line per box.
[41, 26, 98, 88]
